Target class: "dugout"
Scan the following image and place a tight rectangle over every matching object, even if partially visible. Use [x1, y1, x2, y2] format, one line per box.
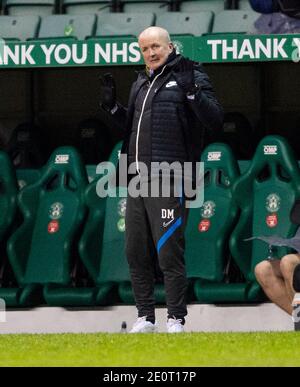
[0, 0, 299, 163]
[1, 0, 300, 307]
[0, 38, 300, 163]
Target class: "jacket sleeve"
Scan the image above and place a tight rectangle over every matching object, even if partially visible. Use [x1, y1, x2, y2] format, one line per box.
[187, 65, 224, 133]
[108, 102, 127, 129]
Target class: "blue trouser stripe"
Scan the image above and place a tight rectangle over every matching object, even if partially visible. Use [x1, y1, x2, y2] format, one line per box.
[157, 217, 182, 254]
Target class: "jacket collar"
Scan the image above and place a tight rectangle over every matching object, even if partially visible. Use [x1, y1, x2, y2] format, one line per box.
[138, 51, 182, 82]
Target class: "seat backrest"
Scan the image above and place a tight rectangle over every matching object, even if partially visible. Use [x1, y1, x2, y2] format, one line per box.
[221, 112, 256, 160]
[0, 152, 19, 289]
[79, 142, 130, 284]
[230, 135, 300, 282]
[185, 143, 240, 282]
[156, 11, 213, 35]
[38, 14, 96, 40]
[266, 113, 300, 159]
[123, 0, 170, 13]
[95, 12, 155, 36]
[6, 123, 46, 168]
[6, 0, 55, 16]
[8, 146, 88, 286]
[180, 0, 225, 13]
[76, 118, 113, 164]
[63, 0, 111, 15]
[0, 152, 18, 241]
[16, 169, 41, 191]
[213, 10, 258, 33]
[0, 15, 40, 40]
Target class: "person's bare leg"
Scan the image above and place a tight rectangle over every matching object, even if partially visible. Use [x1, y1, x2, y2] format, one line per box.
[255, 259, 292, 315]
[280, 254, 300, 303]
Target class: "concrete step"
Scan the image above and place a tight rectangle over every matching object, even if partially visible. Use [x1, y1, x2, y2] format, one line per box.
[0, 303, 294, 334]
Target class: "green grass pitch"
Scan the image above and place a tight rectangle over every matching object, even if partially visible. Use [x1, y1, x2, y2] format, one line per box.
[1, 332, 300, 366]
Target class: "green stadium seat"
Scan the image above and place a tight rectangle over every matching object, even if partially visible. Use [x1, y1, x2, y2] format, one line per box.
[85, 165, 98, 183]
[79, 143, 166, 305]
[76, 118, 113, 165]
[212, 10, 258, 33]
[5, 0, 55, 16]
[79, 143, 128, 305]
[122, 0, 170, 14]
[180, 0, 225, 14]
[230, 135, 300, 301]
[0, 15, 40, 41]
[7, 147, 96, 306]
[0, 152, 20, 307]
[185, 143, 245, 303]
[95, 12, 155, 37]
[156, 11, 213, 36]
[63, 0, 112, 15]
[38, 14, 96, 40]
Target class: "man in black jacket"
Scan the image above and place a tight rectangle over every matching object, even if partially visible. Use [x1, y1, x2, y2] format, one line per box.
[100, 26, 223, 333]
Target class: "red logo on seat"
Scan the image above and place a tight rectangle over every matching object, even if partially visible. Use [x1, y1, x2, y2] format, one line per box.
[48, 220, 59, 234]
[266, 214, 278, 228]
[198, 219, 210, 232]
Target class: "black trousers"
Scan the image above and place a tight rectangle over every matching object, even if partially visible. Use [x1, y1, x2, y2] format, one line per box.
[125, 178, 189, 322]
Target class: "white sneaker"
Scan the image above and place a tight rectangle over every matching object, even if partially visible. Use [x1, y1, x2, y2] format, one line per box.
[167, 318, 184, 333]
[129, 316, 157, 333]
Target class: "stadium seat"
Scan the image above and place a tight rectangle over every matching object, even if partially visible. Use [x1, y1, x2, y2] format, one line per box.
[79, 142, 129, 305]
[184, 143, 245, 303]
[16, 169, 42, 191]
[0, 152, 20, 307]
[122, 0, 170, 14]
[218, 112, 257, 160]
[265, 113, 300, 160]
[212, 10, 259, 33]
[230, 135, 300, 301]
[156, 11, 213, 35]
[7, 146, 96, 306]
[85, 165, 99, 183]
[63, 0, 112, 15]
[95, 12, 155, 37]
[5, 0, 56, 16]
[179, 0, 226, 14]
[76, 118, 113, 164]
[38, 14, 96, 39]
[0, 15, 40, 40]
[6, 123, 47, 168]
[79, 143, 166, 305]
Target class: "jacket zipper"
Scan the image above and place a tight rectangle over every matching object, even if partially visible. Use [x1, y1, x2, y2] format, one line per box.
[135, 65, 166, 175]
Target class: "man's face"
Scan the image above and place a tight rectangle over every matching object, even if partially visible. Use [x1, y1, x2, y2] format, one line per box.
[138, 33, 173, 71]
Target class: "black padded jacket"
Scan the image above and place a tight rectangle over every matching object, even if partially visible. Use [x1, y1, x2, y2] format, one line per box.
[111, 53, 224, 185]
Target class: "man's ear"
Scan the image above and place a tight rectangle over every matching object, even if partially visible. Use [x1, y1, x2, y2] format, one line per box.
[169, 42, 174, 52]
